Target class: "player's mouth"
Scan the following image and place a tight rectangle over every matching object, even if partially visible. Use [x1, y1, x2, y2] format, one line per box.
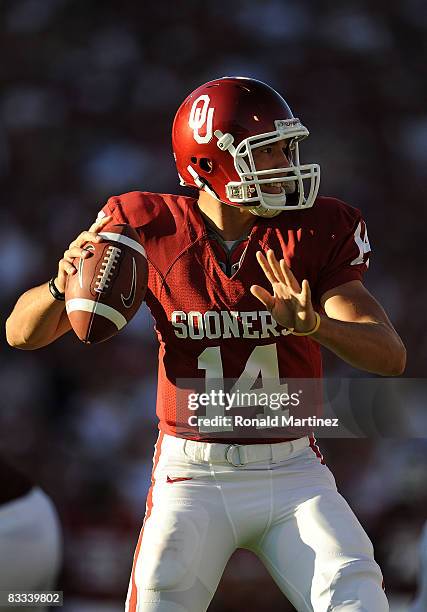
[259, 181, 298, 197]
[261, 181, 284, 194]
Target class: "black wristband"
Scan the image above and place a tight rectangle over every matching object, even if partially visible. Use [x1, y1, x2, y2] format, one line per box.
[48, 277, 65, 301]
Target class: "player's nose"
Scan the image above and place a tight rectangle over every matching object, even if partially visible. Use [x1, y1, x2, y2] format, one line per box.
[275, 147, 290, 167]
[270, 142, 290, 168]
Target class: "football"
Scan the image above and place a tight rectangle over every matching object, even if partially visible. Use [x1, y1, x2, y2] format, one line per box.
[65, 224, 148, 344]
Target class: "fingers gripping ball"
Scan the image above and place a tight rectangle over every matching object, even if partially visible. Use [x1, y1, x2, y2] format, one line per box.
[65, 224, 148, 344]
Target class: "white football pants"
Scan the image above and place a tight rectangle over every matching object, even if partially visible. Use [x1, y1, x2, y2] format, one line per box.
[126, 434, 388, 612]
[0, 487, 62, 612]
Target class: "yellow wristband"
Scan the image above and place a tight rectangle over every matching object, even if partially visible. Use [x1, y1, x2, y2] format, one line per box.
[291, 312, 321, 336]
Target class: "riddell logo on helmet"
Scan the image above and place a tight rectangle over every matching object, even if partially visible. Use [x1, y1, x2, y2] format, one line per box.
[189, 95, 215, 144]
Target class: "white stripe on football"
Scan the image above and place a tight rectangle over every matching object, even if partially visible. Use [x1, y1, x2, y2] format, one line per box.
[66, 298, 127, 330]
[98, 232, 146, 258]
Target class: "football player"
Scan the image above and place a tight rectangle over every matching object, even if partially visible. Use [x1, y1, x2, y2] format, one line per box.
[6, 77, 406, 611]
[0, 458, 61, 612]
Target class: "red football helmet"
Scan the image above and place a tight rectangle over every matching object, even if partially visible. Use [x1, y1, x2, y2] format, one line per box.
[172, 76, 320, 217]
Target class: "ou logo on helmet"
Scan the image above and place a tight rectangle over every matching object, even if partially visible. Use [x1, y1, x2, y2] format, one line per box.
[189, 95, 215, 144]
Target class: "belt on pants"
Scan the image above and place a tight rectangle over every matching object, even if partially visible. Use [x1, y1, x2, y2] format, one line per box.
[180, 436, 310, 467]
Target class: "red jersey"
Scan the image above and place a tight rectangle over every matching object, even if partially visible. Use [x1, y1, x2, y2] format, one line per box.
[99, 192, 370, 442]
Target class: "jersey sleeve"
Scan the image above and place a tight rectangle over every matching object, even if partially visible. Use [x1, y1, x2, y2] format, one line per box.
[94, 191, 167, 229]
[96, 194, 133, 225]
[313, 199, 371, 302]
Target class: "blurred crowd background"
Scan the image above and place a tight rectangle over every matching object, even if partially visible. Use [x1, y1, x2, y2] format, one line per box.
[1, 0, 426, 610]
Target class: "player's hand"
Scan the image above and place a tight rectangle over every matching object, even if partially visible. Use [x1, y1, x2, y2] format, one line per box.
[250, 249, 317, 333]
[54, 215, 113, 293]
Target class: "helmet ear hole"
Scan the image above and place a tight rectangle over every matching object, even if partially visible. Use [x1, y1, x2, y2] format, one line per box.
[191, 156, 197, 164]
[199, 158, 213, 173]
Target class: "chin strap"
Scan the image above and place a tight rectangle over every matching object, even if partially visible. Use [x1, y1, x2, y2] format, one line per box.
[247, 191, 287, 217]
[248, 179, 302, 217]
[247, 205, 283, 218]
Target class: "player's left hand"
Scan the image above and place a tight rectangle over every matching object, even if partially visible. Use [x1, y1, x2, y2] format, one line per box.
[250, 249, 317, 333]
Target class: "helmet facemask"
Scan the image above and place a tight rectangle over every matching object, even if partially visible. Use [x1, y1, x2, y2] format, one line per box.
[217, 119, 320, 217]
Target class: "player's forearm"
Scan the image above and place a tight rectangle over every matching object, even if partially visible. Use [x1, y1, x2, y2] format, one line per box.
[5, 283, 66, 350]
[6, 215, 113, 350]
[312, 316, 406, 376]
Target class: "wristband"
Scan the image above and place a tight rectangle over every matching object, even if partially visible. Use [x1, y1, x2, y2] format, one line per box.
[291, 312, 321, 336]
[48, 277, 65, 301]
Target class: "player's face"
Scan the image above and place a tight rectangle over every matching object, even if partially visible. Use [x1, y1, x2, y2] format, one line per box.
[252, 139, 292, 195]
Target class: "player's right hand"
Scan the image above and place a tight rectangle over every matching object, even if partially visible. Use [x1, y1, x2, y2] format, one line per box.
[54, 215, 113, 293]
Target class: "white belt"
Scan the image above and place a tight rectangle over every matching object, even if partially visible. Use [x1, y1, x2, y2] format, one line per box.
[180, 436, 310, 467]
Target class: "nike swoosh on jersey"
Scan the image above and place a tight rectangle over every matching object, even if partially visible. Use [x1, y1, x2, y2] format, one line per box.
[121, 257, 137, 308]
[166, 476, 193, 484]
